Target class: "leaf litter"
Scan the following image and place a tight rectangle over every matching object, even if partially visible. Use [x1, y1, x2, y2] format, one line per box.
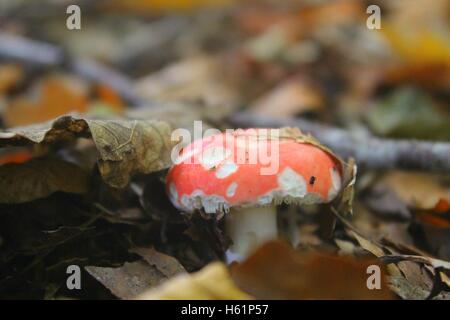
[0, 0, 449, 300]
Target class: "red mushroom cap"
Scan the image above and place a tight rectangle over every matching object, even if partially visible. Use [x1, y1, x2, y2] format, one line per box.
[166, 128, 343, 213]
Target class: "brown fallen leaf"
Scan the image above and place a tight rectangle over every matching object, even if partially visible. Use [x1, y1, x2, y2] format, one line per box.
[0, 157, 89, 203]
[130, 247, 186, 278]
[373, 171, 450, 210]
[3, 74, 89, 127]
[341, 219, 450, 299]
[86, 260, 168, 300]
[136, 262, 252, 300]
[381, 255, 450, 271]
[0, 114, 174, 188]
[410, 198, 450, 260]
[230, 240, 393, 300]
[381, 255, 450, 299]
[88, 119, 173, 188]
[86, 247, 186, 299]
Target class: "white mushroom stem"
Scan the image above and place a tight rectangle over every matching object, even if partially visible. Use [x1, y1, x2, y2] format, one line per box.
[225, 206, 278, 263]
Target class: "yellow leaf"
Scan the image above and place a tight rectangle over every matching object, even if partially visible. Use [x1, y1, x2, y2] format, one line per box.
[136, 262, 252, 300]
[382, 26, 450, 66]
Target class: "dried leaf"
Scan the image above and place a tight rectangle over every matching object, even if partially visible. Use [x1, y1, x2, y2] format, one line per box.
[0, 157, 89, 203]
[381, 255, 450, 299]
[382, 255, 450, 271]
[376, 171, 450, 210]
[130, 247, 186, 278]
[86, 260, 168, 299]
[0, 115, 174, 188]
[343, 222, 449, 299]
[231, 241, 393, 299]
[3, 75, 89, 127]
[88, 119, 173, 188]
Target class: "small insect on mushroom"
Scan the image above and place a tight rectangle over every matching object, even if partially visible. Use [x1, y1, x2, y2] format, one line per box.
[166, 127, 347, 262]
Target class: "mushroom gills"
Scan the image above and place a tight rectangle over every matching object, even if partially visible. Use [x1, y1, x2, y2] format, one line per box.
[225, 206, 278, 263]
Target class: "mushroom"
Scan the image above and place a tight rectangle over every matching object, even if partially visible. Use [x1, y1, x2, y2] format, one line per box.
[166, 128, 345, 262]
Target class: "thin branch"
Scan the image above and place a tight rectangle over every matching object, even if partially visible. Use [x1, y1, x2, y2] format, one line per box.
[229, 112, 450, 173]
[0, 31, 145, 106]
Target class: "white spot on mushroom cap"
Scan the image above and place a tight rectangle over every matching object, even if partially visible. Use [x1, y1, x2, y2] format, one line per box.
[216, 161, 238, 179]
[327, 167, 342, 201]
[200, 146, 231, 170]
[226, 182, 238, 197]
[277, 167, 307, 198]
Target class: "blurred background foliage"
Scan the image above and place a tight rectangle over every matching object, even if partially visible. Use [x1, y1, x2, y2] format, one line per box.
[0, 0, 449, 300]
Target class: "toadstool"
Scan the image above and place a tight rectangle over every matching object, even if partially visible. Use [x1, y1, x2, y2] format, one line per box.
[166, 128, 346, 261]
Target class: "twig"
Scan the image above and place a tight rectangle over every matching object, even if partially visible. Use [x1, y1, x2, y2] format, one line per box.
[0, 32, 62, 65]
[229, 112, 450, 173]
[0, 31, 145, 106]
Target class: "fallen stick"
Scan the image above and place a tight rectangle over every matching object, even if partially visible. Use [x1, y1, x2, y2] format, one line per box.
[229, 112, 450, 173]
[0, 31, 145, 106]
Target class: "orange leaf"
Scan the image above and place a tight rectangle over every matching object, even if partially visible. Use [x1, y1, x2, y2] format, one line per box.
[231, 241, 393, 300]
[3, 75, 88, 127]
[434, 198, 450, 213]
[0, 149, 33, 165]
[95, 84, 124, 113]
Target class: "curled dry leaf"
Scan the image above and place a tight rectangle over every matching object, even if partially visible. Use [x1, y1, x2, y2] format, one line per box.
[381, 254, 450, 271]
[0, 157, 89, 203]
[0, 114, 174, 188]
[342, 220, 450, 299]
[230, 241, 393, 300]
[381, 255, 450, 300]
[136, 262, 252, 300]
[88, 119, 173, 188]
